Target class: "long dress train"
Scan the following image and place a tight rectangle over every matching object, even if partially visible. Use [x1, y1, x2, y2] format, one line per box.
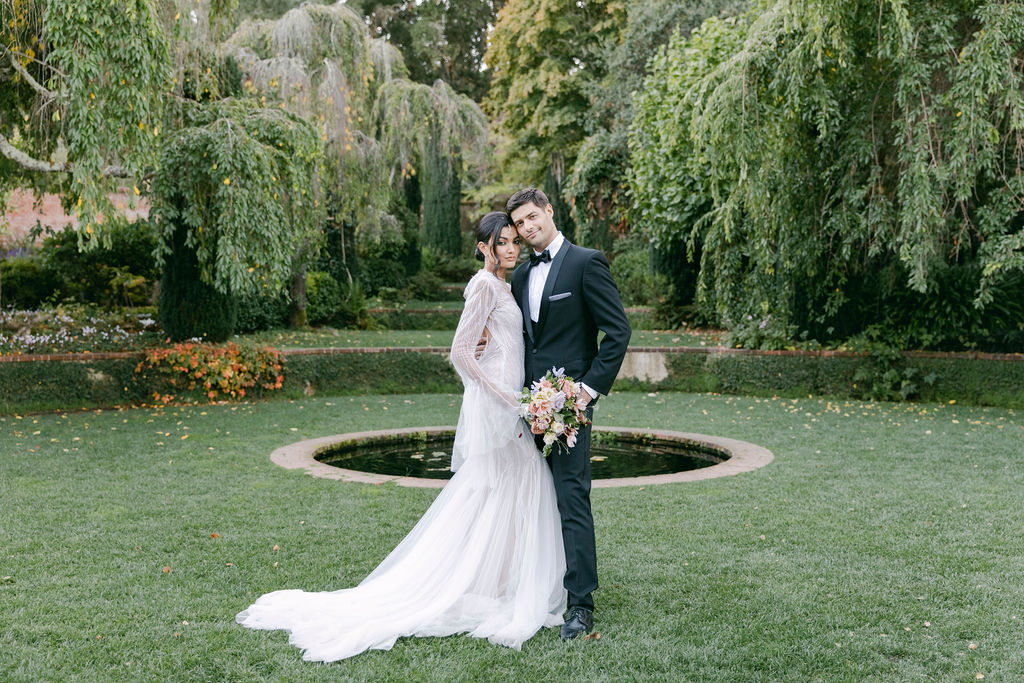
[236, 270, 566, 662]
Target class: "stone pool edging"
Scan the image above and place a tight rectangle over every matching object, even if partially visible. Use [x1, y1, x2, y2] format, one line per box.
[270, 426, 774, 489]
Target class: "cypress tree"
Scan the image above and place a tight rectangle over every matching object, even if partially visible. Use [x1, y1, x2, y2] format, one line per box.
[158, 219, 238, 342]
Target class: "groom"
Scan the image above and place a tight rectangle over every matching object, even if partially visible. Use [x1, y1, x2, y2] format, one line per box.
[507, 187, 631, 640]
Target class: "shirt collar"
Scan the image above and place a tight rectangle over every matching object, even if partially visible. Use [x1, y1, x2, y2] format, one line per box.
[535, 232, 565, 259]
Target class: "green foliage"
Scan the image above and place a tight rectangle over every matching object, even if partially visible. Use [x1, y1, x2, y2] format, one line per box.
[421, 132, 462, 255]
[38, 219, 159, 306]
[349, 0, 498, 100]
[0, 356, 146, 413]
[565, 0, 747, 247]
[359, 257, 407, 296]
[404, 270, 444, 301]
[151, 99, 324, 297]
[378, 78, 487, 253]
[157, 221, 238, 343]
[610, 244, 663, 307]
[305, 270, 343, 326]
[484, 0, 624, 184]
[234, 289, 288, 334]
[0, 255, 57, 309]
[850, 347, 936, 403]
[631, 1, 1024, 350]
[419, 246, 477, 282]
[0, 0, 171, 241]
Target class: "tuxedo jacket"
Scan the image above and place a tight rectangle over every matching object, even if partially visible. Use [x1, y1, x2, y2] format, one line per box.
[511, 241, 631, 395]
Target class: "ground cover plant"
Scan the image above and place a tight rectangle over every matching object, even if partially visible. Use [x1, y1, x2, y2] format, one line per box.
[1, 392, 1021, 680]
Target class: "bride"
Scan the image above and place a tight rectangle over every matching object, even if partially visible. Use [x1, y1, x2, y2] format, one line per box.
[236, 212, 567, 662]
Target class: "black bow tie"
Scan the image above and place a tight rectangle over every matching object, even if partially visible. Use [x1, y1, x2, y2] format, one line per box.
[529, 249, 552, 267]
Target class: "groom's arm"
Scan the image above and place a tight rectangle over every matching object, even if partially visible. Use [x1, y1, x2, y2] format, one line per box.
[579, 251, 632, 396]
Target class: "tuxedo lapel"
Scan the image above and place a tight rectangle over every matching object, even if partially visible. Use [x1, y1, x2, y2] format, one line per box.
[513, 265, 534, 344]
[534, 241, 570, 341]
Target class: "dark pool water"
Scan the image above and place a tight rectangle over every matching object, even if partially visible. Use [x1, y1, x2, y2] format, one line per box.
[315, 430, 725, 480]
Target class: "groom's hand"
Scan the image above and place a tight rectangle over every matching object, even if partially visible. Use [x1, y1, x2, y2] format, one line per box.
[474, 335, 487, 360]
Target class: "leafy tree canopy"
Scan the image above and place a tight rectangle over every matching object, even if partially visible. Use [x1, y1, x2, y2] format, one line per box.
[151, 99, 324, 297]
[630, 0, 1024, 340]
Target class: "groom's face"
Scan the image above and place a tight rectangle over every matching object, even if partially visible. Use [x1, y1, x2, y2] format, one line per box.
[510, 201, 557, 252]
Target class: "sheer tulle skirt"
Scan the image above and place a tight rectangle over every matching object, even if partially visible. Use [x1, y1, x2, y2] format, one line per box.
[236, 420, 566, 662]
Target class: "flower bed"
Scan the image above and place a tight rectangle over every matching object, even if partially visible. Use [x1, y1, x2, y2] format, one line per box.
[0, 306, 163, 355]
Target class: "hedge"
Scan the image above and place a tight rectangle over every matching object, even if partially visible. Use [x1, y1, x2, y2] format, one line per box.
[366, 307, 657, 331]
[0, 349, 460, 414]
[2, 346, 1022, 414]
[613, 349, 1024, 408]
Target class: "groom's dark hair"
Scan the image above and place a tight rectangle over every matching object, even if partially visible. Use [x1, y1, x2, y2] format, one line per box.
[505, 187, 550, 217]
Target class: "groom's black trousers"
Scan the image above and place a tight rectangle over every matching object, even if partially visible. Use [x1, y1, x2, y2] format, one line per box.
[541, 407, 597, 610]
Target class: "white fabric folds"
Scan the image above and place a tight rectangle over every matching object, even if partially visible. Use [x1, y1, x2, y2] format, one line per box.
[236, 270, 567, 661]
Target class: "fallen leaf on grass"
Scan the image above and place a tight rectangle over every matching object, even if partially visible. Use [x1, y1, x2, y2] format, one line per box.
[162, 566, 171, 573]
[272, 545, 280, 551]
[583, 631, 601, 641]
[210, 533, 220, 538]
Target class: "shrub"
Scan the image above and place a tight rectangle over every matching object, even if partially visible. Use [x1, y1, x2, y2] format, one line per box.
[38, 219, 159, 307]
[358, 256, 407, 295]
[405, 270, 444, 301]
[0, 256, 59, 309]
[235, 290, 289, 334]
[306, 270, 343, 326]
[134, 342, 284, 403]
[420, 247, 477, 283]
[610, 247, 664, 306]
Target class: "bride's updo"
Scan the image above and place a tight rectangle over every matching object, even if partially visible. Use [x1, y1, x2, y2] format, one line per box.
[475, 212, 513, 262]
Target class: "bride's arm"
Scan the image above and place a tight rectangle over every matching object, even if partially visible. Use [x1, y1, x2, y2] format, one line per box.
[450, 277, 520, 409]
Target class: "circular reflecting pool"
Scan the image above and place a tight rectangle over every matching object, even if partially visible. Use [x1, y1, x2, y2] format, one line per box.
[314, 428, 727, 480]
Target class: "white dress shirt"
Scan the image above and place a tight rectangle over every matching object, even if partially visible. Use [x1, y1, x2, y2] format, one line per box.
[527, 232, 564, 323]
[527, 232, 598, 401]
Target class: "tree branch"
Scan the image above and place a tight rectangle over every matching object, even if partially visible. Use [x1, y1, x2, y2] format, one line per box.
[4, 48, 58, 102]
[0, 132, 68, 172]
[0, 132, 129, 177]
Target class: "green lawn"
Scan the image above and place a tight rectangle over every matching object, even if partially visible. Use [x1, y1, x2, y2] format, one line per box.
[242, 328, 723, 350]
[2, 393, 1021, 680]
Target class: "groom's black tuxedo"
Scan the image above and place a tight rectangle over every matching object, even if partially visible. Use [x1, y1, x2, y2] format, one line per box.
[511, 239, 631, 609]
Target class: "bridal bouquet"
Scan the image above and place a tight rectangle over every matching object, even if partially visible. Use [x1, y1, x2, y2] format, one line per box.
[519, 367, 591, 457]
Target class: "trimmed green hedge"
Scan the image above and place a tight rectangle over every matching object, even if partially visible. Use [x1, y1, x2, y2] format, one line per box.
[0, 358, 148, 414]
[3, 348, 1022, 414]
[367, 307, 658, 331]
[280, 352, 460, 397]
[613, 351, 1024, 408]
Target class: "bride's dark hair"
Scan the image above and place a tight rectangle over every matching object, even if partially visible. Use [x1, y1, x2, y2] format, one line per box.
[474, 212, 513, 263]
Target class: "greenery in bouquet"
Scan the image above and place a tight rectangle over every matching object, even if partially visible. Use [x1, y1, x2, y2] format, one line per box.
[519, 368, 592, 457]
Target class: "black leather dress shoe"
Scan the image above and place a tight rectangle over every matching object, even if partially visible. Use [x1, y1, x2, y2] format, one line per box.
[559, 606, 594, 640]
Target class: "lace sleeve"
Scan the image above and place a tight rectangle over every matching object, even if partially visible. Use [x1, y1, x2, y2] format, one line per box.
[450, 275, 519, 409]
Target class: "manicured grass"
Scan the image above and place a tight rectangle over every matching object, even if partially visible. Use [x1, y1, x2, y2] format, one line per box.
[241, 328, 722, 350]
[2, 393, 1021, 680]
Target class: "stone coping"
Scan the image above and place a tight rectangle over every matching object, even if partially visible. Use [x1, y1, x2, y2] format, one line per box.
[269, 426, 774, 489]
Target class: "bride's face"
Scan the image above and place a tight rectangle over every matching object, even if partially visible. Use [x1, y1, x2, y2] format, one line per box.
[493, 226, 521, 270]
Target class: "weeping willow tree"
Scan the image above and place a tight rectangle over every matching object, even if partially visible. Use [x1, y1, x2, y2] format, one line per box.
[227, 3, 487, 264]
[151, 98, 323, 340]
[378, 78, 486, 256]
[631, 1, 1024, 349]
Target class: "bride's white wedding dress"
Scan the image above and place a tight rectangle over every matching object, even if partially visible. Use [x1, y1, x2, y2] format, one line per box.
[236, 270, 567, 662]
